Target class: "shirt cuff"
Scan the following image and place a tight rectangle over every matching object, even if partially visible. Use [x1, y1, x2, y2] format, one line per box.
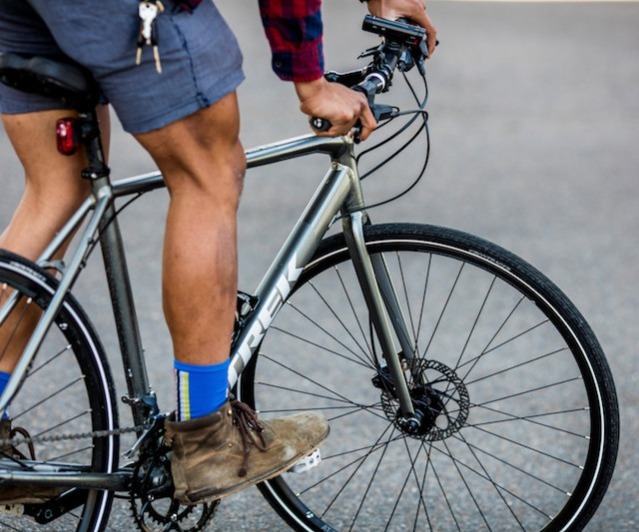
[271, 41, 325, 82]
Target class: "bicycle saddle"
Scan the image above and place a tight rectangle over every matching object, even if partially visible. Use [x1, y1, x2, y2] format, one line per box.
[0, 52, 100, 111]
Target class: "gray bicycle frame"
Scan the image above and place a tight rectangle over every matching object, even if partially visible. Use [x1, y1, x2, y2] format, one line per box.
[0, 132, 418, 453]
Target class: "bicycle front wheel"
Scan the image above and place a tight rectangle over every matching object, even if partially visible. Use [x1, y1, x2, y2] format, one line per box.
[238, 223, 618, 531]
[0, 251, 118, 531]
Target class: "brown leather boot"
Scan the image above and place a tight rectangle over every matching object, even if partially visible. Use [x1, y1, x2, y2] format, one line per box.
[0, 418, 65, 504]
[165, 400, 329, 504]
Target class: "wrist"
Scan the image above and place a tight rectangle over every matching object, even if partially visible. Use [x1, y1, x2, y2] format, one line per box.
[294, 77, 327, 102]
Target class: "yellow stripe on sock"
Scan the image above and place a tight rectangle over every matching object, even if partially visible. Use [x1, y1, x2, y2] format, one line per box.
[181, 371, 191, 421]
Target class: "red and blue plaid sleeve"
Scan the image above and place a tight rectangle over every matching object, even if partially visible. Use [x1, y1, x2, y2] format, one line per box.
[258, 0, 325, 82]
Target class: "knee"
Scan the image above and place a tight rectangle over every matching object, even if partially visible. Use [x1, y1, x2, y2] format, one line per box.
[161, 133, 246, 211]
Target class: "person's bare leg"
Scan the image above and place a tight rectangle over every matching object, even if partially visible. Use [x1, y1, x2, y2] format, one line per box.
[135, 93, 328, 503]
[0, 106, 110, 374]
[0, 107, 111, 258]
[134, 92, 244, 365]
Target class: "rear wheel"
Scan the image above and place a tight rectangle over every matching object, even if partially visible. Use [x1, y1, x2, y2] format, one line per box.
[238, 223, 618, 531]
[0, 251, 118, 531]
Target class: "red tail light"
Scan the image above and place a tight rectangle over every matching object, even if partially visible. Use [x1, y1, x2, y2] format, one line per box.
[56, 118, 79, 156]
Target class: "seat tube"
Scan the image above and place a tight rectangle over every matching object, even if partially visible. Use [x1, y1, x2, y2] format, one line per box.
[83, 115, 154, 426]
[97, 198, 153, 426]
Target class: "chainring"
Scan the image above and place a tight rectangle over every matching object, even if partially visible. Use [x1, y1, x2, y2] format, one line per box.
[129, 451, 219, 531]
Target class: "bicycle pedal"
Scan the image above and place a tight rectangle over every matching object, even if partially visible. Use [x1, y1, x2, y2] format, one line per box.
[0, 504, 24, 516]
[288, 448, 321, 474]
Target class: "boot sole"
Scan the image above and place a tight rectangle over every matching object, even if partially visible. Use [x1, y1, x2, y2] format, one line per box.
[179, 426, 330, 505]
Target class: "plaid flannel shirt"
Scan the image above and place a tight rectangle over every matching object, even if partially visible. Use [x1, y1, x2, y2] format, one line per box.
[258, 0, 324, 82]
[177, 0, 324, 82]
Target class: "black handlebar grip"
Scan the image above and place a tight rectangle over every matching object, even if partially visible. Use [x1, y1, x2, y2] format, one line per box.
[309, 116, 332, 133]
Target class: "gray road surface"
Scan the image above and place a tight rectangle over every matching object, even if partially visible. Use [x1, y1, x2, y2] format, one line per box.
[0, 0, 637, 530]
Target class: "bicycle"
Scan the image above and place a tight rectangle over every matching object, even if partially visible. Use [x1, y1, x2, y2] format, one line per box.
[0, 15, 619, 532]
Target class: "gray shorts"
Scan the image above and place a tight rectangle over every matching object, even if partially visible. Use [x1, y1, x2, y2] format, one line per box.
[0, 0, 244, 134]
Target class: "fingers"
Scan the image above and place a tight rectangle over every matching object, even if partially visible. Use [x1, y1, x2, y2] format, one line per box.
[411, 8, 438, 57]
[357, 101, 377, 141]
[298, 80, 377, 139]
[368, 0, 438, 57]
[323, 91, 377, 140]
[398, 1, 438, 57]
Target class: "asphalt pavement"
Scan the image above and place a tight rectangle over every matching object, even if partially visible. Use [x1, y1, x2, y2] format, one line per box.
[0, 0, 637, 530]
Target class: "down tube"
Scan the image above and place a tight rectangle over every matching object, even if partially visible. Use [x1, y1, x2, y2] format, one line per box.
[227, 164, 353, 388]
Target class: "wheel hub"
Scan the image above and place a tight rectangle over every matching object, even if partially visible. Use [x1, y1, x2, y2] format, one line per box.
[376, 359, 470, 441]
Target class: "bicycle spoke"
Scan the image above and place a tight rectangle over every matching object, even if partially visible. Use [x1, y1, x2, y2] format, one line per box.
[12, 376, 85, 421]
[468, 424, 584, 470]
[271, 325, 371, 370]
[322, 421, 398, 518]
[257, 384, 389, 422]
[457, 295, 525, 379]
[334, 267, 375, 363]
[439, 438, 491, 529]
[50, 444, 94, 461]
[32, 410, 91, 439]
[298, 420, 396, 500]
[307, 278, 373, 365]
[387, 437, 431, 531]
[422, 262, 465, 359]
[476, 375, 583, 409]
[259, 353, 367, 408]
[433, 440, 556, 520]
[415, 253, 432, 348]
[274, 309, 369, 364]
[454, 276, 497, 370]
[475, 404, 588, 424]
[453, 432, 570, 495]
[427, 449, 462, 530]
[349, 425, 396, 531]
[457, 431, 526, 530]
[464, 346, 568, 386]
[393, 251, 419, 346]
[25, 344, 73, 376]
[471, 404, 590, 439]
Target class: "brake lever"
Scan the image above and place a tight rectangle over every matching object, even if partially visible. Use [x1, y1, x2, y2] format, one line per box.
[324, 66, 372, 88]
[372, 103, 399, 122]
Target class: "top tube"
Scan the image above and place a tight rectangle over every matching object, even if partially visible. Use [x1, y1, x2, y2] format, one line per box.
[112, 133, 353, 199]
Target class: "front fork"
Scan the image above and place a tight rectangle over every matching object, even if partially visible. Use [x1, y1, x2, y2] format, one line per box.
[342, 211, 421, 427]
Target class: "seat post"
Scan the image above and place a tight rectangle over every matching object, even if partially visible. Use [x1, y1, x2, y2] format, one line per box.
[77, 108, 110, 184]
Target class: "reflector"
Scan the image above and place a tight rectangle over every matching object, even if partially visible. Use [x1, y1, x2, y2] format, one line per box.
[56, 118, 78, 156]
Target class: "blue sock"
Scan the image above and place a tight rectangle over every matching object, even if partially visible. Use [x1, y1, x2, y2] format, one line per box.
[174, 359, 230, 422]
[0, 371, 10, 420]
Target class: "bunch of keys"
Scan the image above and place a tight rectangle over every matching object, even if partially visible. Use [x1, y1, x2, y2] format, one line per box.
[136, 1, 164, 73]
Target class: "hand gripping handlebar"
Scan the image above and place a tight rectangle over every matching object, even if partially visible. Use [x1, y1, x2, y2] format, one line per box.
[309, 15, 430, 134]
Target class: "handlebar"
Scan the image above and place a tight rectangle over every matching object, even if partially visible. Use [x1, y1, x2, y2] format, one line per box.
[309, 15, 430, 135]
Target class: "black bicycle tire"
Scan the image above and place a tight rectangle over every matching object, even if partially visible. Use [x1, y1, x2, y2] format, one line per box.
[0, 250, 119, 531]
[238, 223, 618, 532]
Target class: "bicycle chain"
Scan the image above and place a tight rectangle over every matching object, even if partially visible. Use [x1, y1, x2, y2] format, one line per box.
[0, 424, 149, 451]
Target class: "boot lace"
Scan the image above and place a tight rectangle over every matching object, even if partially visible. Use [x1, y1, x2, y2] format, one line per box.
[230, 400, 268, 477]
[0, 420, 36, 461]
